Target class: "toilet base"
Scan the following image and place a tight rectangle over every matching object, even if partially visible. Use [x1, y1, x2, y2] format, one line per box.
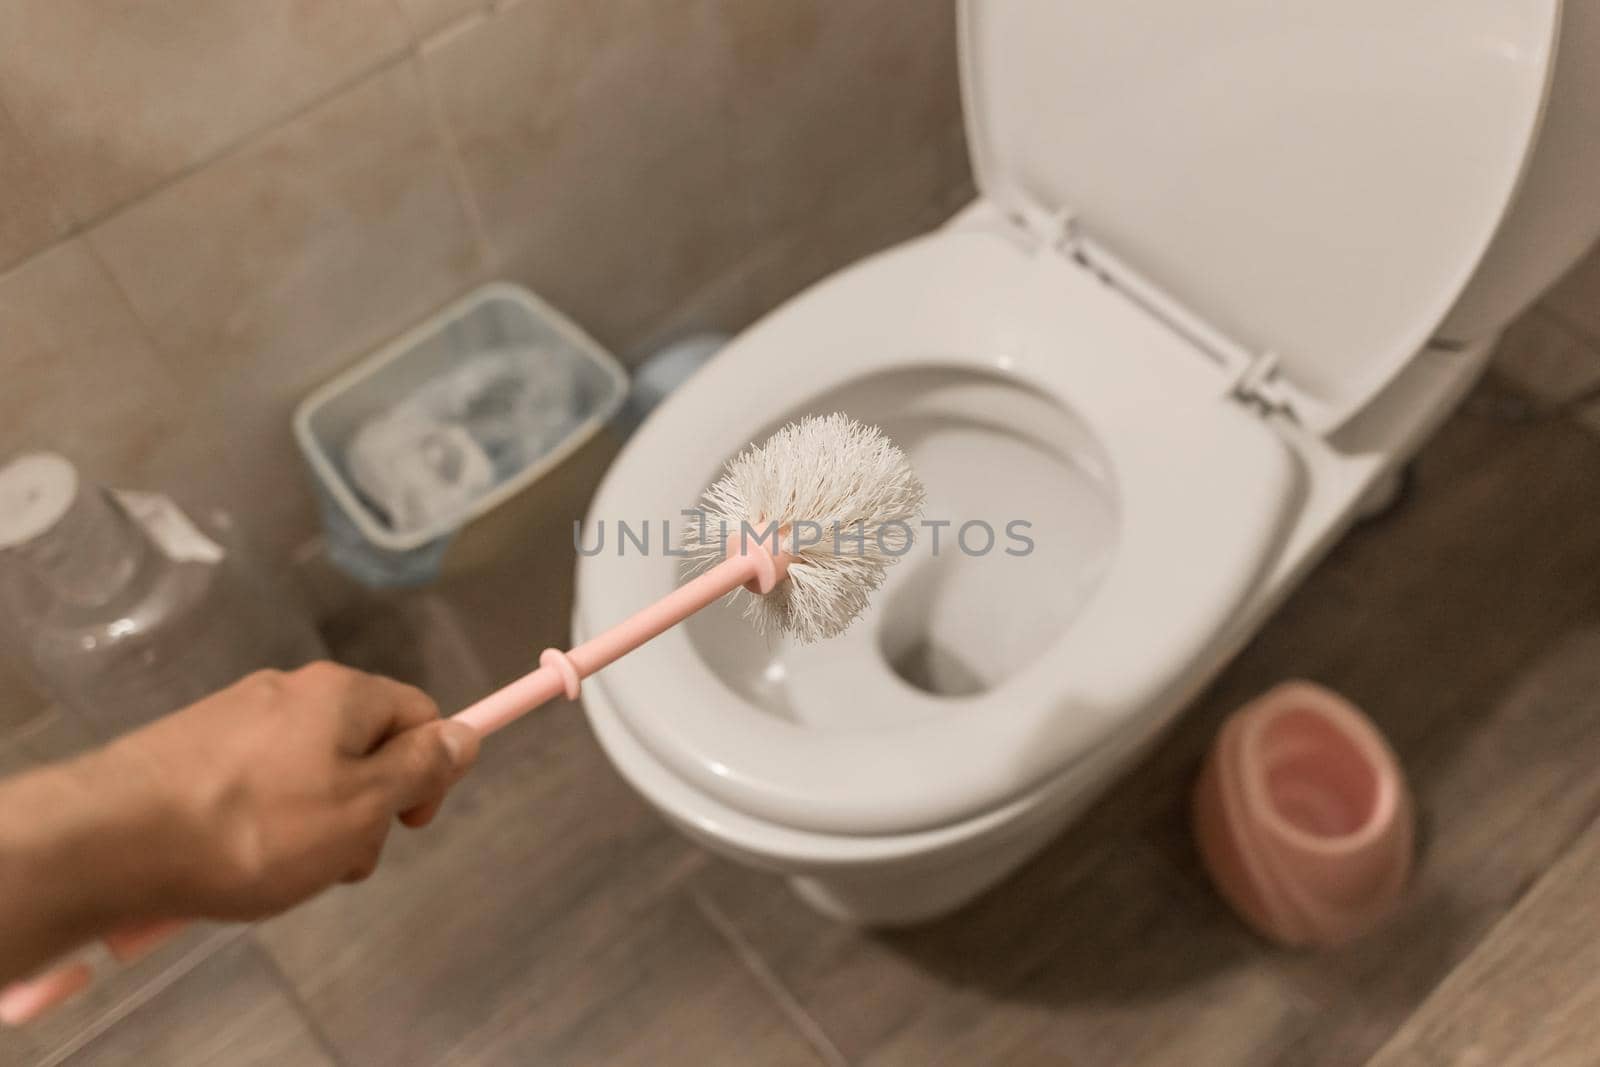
[1354, 465, 1413, 522]
[584, 587, 1264, 926]
[786, 863, 1007, 927]
[786, 867, 996, 927]
[781, 783, 1110, 926]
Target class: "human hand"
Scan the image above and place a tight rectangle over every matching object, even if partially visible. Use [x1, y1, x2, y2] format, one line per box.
[0, 662, 480, 1021]
[86, 661, 481, 921]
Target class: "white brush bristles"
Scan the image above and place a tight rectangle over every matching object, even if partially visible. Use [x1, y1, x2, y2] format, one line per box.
[682, 413, 926, 643]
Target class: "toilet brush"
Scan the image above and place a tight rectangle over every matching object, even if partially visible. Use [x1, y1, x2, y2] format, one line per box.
[461, 412, 925, 731]
[1, 413, 925, 1025]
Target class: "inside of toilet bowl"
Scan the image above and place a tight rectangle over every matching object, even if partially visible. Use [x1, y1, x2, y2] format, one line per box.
[684, 365, 1120, 728]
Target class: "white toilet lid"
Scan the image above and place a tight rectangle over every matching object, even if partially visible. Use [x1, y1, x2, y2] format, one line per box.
[963, 0, 1558, 430]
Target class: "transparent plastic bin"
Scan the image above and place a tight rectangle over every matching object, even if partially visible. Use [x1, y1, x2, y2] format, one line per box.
[294, 283, 627, 587]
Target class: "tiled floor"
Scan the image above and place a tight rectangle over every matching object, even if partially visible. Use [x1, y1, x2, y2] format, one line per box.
[8, 330, 1600, 1065]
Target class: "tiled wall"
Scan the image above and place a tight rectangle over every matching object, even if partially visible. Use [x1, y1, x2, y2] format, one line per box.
[0, 0, 973, 728]
[1492, 252, 1600, 424]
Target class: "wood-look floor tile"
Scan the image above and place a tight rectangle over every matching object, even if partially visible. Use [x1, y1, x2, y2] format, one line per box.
[1125, 383, 1600, 1063]
[57, 938, 333, 1067]
[685, 380, 1600, 1066]
[1365, 811, 1600, 1067]
[1250, 628, 1600, 1066]
[440, 889, 832, 1067]
[0, 927, 250, 1067]
[692, 842, 1315, 1067]
[1114, 378, 1600, 837]
[29, 375, 1599, 1065]
[0, 714, 246, 1067]
[254, 692, 713, 1064]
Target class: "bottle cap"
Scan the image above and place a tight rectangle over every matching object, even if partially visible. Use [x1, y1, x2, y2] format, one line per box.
[0, 453, 79, 550]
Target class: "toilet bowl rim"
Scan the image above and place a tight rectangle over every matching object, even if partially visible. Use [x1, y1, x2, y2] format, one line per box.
[577, 225, 1296, 835]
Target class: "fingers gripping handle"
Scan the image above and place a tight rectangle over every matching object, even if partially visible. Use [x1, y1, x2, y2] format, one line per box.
[2, 544, 788, 1026]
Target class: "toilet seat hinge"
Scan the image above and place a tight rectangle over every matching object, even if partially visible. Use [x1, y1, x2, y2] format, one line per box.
[1009, 197, 1303, 424]
[1014, 203, 1081, 255]
[1227, 350, 1298, 422]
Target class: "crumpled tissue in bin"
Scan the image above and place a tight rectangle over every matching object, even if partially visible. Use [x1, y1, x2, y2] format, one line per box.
[346, 345, 581, 534]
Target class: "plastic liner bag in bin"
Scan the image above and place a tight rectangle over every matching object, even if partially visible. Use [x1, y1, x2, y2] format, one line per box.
[346, 345, 580, 533]
[295, 284, 628, 588]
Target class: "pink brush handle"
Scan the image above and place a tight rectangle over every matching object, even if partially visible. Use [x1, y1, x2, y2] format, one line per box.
[0, 918, 187, 1026]
[455, 544, 780, 733]
[1, 544, 785, 1026]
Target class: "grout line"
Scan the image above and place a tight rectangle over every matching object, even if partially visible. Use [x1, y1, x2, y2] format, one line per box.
[415, 8, 492, 54]
[0, 45, 410, 294]
[79, 227, 177, 372]
[31, 926, 246, 1067]
[1359, 802, 1600, 1067]
[65, 46, 413, 241]
[75, 227, 254, 490]
[250, 933, 352, 1067]
[690, 888, 851, 1067]
[0, 4, 435, 293]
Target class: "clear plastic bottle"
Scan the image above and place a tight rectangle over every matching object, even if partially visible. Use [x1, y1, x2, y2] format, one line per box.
[0, 453, 326, 738]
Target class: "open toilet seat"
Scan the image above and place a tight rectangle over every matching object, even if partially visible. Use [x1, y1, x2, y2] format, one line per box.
[579, 225, 1299, 836]
[572, 0, 1582, 921]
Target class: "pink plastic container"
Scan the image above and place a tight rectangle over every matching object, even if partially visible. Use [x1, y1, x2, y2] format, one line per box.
[1193, 681, 1413, 947]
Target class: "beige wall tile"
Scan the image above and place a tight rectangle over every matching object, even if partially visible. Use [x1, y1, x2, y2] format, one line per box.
[0, 241, 215, 491]
[718, 0, 965, 245]
[1490, 308, 1600, 408]
[425, 0, 753, 354]
[429, 0, 968, 359]
[646, 119, 973, 348]
[397, 0, 490, 42]
[0, 101, 67, 272]
[1, 0, 972, 571]
[91, 61, 484, 559]
[1542, 243, 1600, 346]
[0, 0, 407, 223]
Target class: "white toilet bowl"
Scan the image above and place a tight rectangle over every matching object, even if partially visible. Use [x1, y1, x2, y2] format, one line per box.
[577, 0, 1600, 923]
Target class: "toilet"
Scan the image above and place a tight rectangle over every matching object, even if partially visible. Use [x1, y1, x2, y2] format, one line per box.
[576, 1, 1600, 924]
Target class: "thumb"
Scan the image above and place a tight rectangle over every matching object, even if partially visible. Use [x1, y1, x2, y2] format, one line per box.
[371, 719, 480, 820]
